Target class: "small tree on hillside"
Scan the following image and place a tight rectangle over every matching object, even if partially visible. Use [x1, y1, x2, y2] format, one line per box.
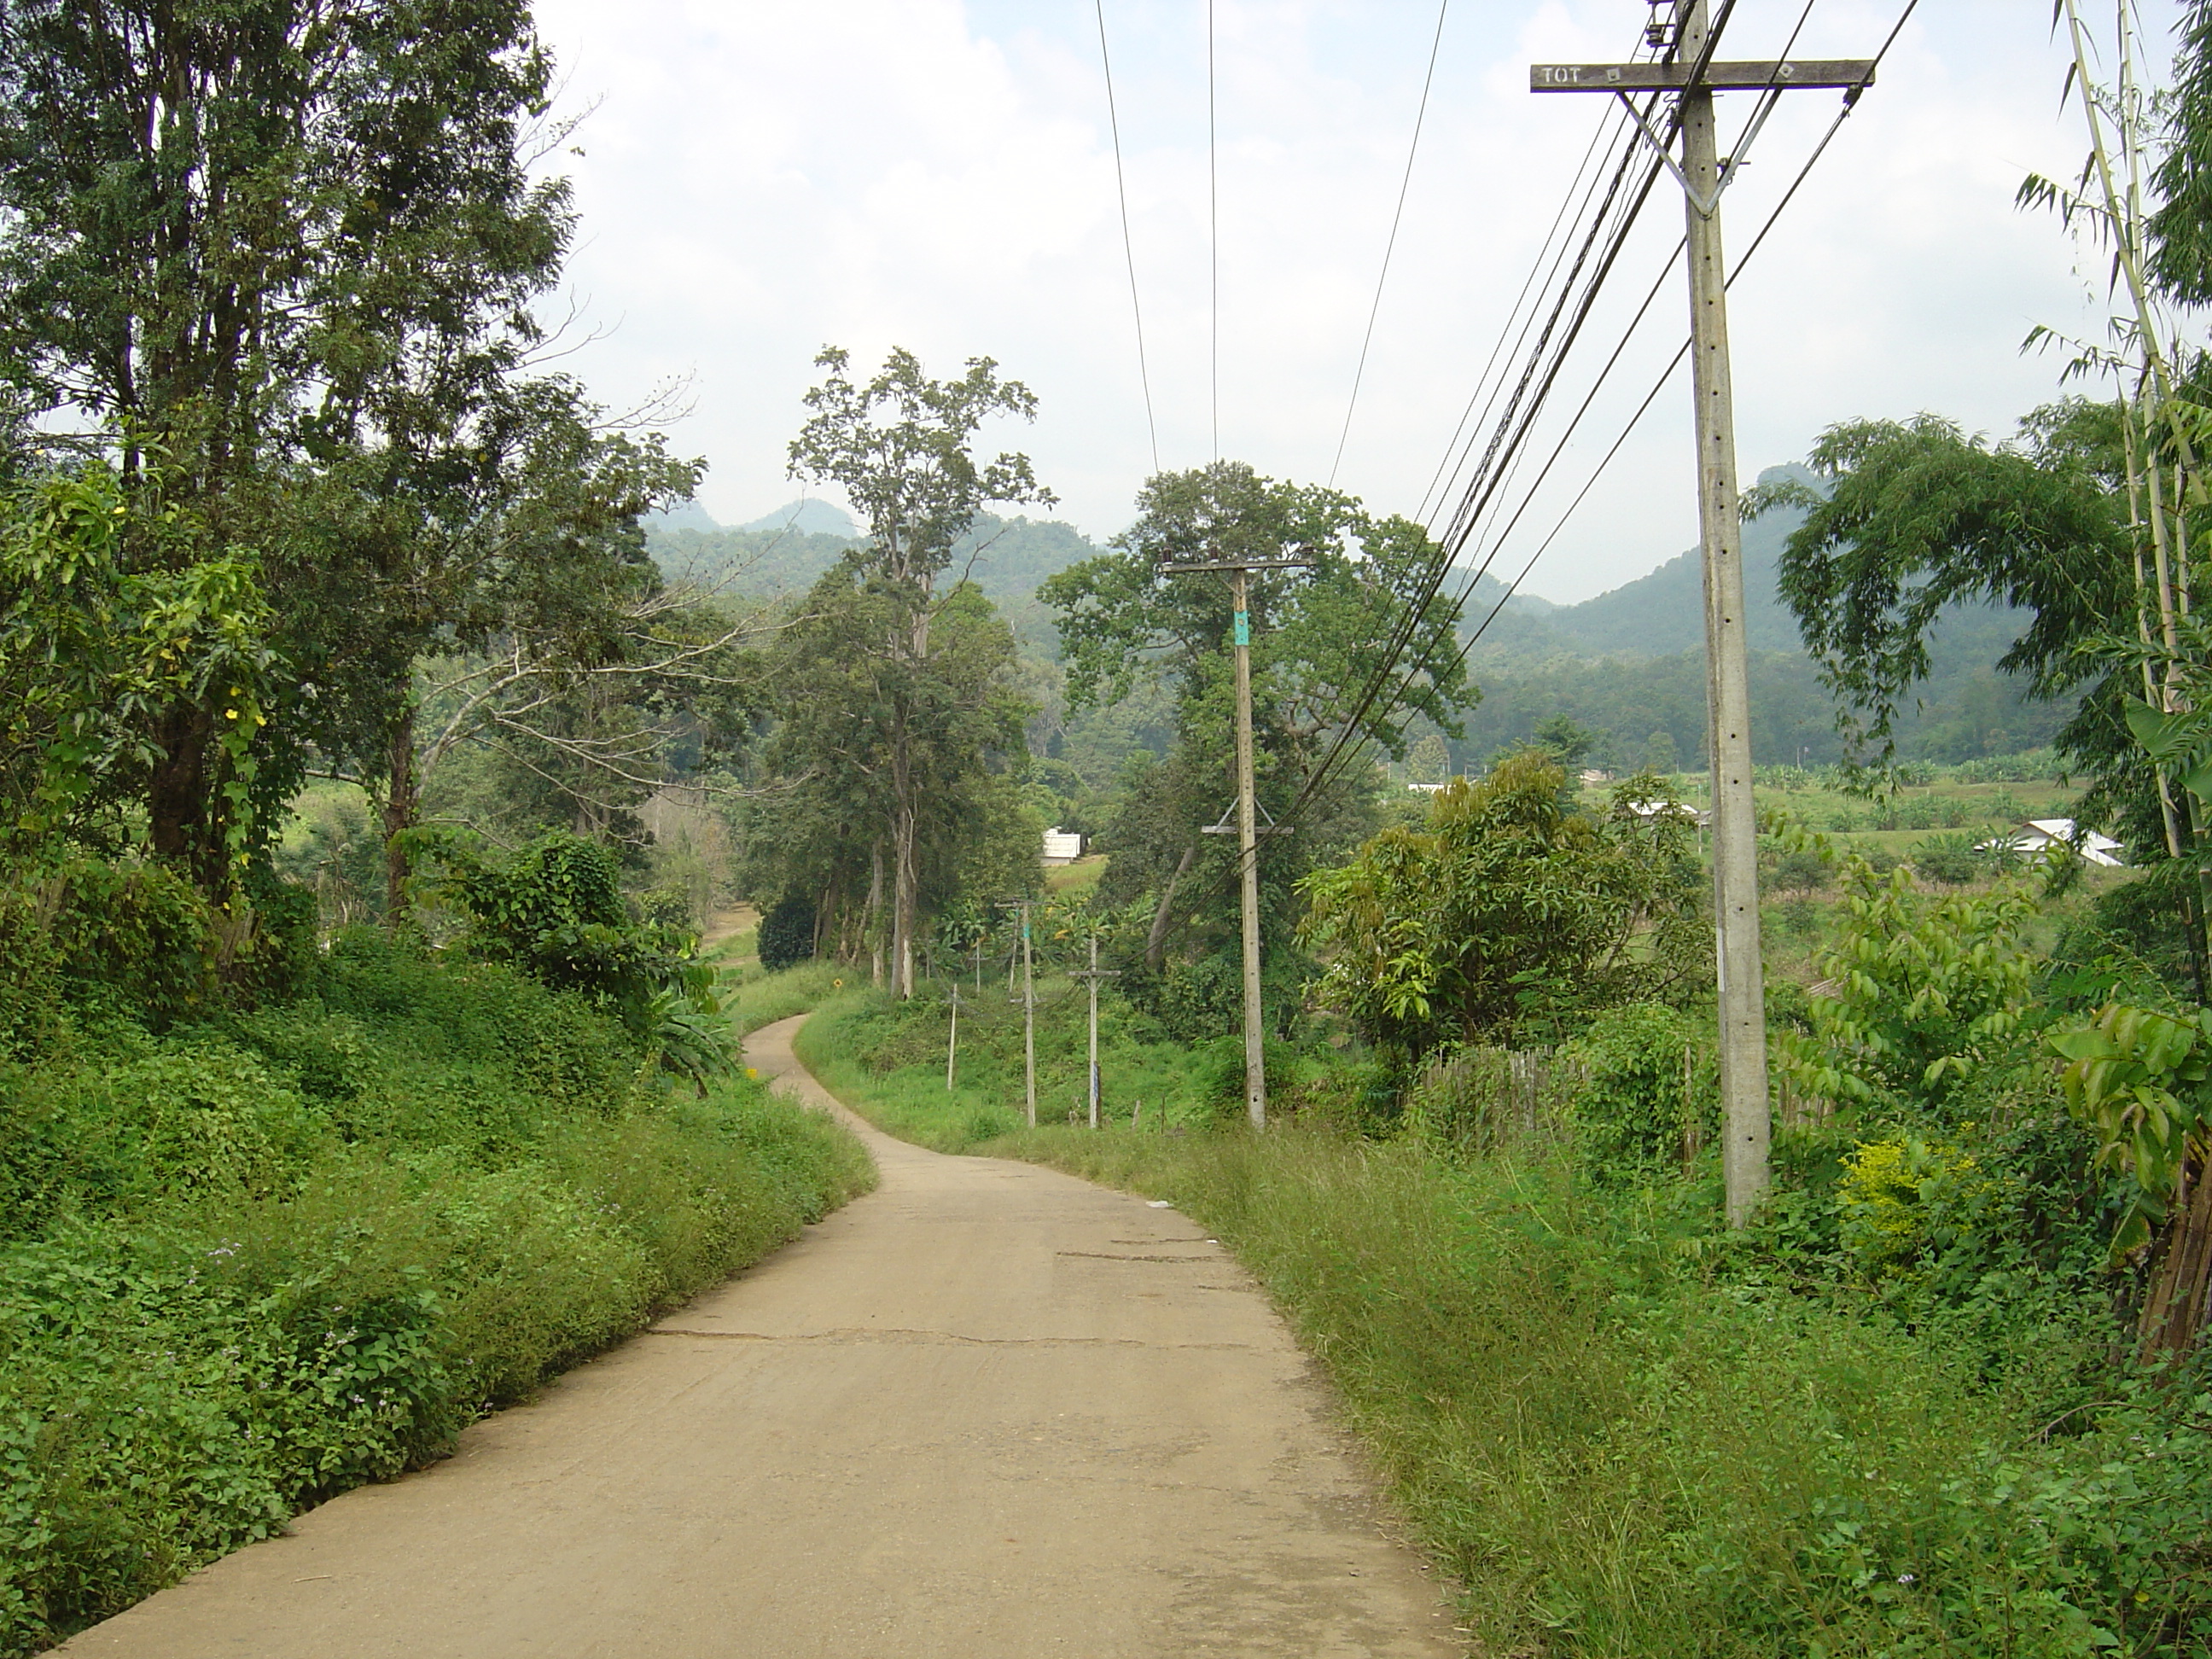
[1299, 752, 1708, 1057]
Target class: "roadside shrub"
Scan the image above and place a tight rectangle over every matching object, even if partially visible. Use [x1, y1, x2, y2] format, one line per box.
[1564, 1003, 1719, 1182]
[1779, 852, 2038, 1119]
[1836, 1133, 1986, 1278]
[1131, 950, 1242, 1043]
[0, 888, 60, 1058]
[41, 859, 218, 1029]
[757, 894, 816, 972]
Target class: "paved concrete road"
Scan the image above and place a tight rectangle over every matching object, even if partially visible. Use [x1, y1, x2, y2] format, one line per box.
[61, 1015, 1459, 1658]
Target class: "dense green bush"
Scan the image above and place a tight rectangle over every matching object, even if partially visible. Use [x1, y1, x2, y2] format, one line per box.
[1563, 1003, 1720, 1181]
[756, 894, 816, 972]
[0, 920, 871, 1654]
[1909, 830, 1996, 885]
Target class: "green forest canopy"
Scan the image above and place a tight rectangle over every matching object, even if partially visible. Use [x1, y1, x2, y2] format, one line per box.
[656, 462, 2068, 790]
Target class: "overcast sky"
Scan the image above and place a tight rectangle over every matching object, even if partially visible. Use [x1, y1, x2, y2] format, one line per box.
[525, 0, 2152, 604]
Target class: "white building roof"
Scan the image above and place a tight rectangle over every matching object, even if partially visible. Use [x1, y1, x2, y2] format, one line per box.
[2003, 818, 2124, 867]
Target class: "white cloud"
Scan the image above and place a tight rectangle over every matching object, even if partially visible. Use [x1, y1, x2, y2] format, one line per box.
[529, 0, 2149, 602]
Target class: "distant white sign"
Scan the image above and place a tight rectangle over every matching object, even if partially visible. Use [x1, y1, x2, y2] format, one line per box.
[1042, 827, 1086, 865]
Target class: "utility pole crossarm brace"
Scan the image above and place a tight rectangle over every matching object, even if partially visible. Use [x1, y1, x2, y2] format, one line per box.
[1159, 558, 1317, 575]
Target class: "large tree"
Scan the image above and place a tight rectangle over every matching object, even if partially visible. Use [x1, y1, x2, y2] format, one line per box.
[785, 346, 1053, 995]
[0, 0, 569, 886]
[738, 570, 1034, 979]
[1042, 462, 1473, 983]
[1758, 407, 2134, 812]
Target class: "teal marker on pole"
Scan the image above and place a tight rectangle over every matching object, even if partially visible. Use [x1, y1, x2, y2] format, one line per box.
[1233, 610, 1250, 647]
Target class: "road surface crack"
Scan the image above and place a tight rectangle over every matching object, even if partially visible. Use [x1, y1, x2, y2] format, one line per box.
[646, 1325, 1254, 1351]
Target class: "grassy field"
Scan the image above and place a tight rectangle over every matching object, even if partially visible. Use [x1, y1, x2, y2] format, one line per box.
[1044, 854, 1107, 896]
[1575, 763, 2080, 866]
[723, 958, 851, 1034]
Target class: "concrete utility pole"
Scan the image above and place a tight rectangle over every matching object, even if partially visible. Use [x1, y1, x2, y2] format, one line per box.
[996, 899, 1038, 1127]
[1163, 549, 1312, 1129]
[1068, 934, 1122, 1128]
[1532, 3, 1876, 1226]
[946, 981, 959, 1091]
[1228, 566, 1265, 1131]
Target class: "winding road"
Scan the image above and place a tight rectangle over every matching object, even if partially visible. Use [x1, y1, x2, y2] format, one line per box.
[59, 1015, 1459, 1657]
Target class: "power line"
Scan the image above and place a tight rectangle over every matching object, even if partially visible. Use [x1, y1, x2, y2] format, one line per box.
[1326, 0, 1450, 490]
[1429, 3, 1877, 692]
[1208, 0, 1220, 463]
[1409, 10, 1686, 531]
[1299, 110, 1673, 806]
[1412, 98, 1639, 527]
[1276, 5, 1907, 836]
[1133, 14, 1674, 962]
[1307, 0, 1915, 813]
[1133, 0, 1913, 964]
[1094, 0, 1161, 475]
[1422, 3, 1821, 637]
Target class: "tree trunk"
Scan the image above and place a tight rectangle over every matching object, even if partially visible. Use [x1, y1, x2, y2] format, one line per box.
[148, 704, 219, 891]
[1145, 843, 1196, 971]
[2139, 1150, 2212, 1361]
[893, 790, 919, 1000]
[867, 839, 885, 987]
[383, 707, 418, 925]
[884, 579, 932, 1000]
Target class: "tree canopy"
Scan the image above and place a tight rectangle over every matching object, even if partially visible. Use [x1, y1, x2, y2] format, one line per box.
[1300, 752, 1708, 1057]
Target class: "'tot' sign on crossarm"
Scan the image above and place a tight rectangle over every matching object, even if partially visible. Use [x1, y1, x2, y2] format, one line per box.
[1529, 61, 1876, 92]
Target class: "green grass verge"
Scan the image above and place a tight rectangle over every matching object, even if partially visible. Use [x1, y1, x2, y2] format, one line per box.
[801, 993, 2211, 1658]
[0, 936, 874, 1655]
[789, 979, 1301, 1150]
[722, 958, 849, 1034]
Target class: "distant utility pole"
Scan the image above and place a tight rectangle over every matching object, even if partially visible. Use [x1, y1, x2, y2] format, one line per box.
[1532, 3, 1877, 1226]
[1068, 934, 1121, 1128]
[1163, 548, 1312, 1129]
[996, 899, 1038, 1126]
[946, 981, 959, 1091]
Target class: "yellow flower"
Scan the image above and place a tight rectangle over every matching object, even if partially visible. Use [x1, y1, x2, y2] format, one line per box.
[224, 708, 238, 720]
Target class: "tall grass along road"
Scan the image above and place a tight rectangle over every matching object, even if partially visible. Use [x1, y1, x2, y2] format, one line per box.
[55, 1015, 1456, 1658]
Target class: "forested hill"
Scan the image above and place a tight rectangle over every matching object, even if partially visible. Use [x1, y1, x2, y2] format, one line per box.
[648, 509, 1098, 648]
[1500, 465, 1816, 655]
[1436, 466, 2058, 770]
[656, 472, 2062, 771]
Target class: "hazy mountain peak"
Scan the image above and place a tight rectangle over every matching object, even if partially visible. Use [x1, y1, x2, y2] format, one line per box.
[645, 498, 719, 533]
[741, 498, 859, 539]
